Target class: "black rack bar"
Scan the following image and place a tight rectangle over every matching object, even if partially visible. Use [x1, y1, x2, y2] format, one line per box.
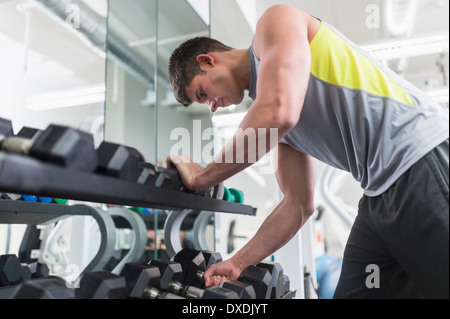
[0, 199, 91, 224]
[0, 151, 257, 218]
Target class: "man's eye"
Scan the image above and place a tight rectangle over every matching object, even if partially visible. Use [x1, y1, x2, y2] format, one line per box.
[199, 92, 206, 103]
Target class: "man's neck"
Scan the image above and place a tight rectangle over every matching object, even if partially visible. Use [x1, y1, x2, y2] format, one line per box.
[218, 49, 251, 91]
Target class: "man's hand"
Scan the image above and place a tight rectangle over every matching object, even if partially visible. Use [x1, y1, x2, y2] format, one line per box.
[203, 259, 244, 287]
[165, 154, 204, 190]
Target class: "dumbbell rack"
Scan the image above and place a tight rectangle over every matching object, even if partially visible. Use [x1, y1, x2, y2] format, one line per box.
[0, 151, 257, 219]
[0, 150, 257, 287]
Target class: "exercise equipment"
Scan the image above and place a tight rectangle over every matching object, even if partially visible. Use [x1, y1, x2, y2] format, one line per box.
[13, 277, 75, 299]
[27, 261, 50, 279]
[95, 141, 142, 182]
[0, 118, 14, 140]
[222, 280, 256, 299]
[121, 261, 239, 299]
[257, 261, 294, 299]
[0, 193, 21, 200]
[172, 247, 208, 288]
[75, 270, 127, 299]
[37, 196, 53, 203]
[0, 254, 23, 287]
[94, 140, 225, 203]
[223, 187, 244, 203]
[315, 254, 343, 299]
[148, 259, 205, 298]
[155, 248, 257, 299]
[107, 206, 148, 275]
[0, 118, 97, 172]
[22, 195, 37, 202]
[238, 265, 272, 299]
[121, 261, 187, 299]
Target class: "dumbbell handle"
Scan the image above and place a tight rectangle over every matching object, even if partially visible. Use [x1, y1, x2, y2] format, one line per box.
[0, 136, 33, 155]
[168, 280, 204, 299]
[144, 287, 185, 299]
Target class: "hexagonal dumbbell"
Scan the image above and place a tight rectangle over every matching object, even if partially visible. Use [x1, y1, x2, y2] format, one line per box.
[0, 121, 97, 172]
[75, 271, 127, 299]
[0, 254, 24, 287]
[238, 265, 273, 299]
[257, 261, 293, 299]
[12, 277, 75, 299]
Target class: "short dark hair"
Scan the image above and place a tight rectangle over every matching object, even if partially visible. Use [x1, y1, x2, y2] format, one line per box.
[168, 37, 233, 106]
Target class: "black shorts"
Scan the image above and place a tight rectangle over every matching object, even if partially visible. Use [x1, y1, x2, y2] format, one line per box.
[334, 139, 449, 299]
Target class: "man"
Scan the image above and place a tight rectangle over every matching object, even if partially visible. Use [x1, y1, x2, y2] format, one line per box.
[167, 5, 449, 298]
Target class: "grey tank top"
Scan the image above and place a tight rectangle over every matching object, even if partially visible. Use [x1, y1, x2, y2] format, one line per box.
[248, 20, 449, 196]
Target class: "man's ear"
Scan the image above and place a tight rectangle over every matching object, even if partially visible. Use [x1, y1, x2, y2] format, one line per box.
[197, 54, 215, 68]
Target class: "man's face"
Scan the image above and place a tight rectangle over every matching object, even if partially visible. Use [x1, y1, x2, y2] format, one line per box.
[184, 61, 245, 112]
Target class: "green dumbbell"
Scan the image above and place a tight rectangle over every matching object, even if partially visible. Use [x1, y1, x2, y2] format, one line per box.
[53, 198, 68, 205]
[223, 187, 244, 203]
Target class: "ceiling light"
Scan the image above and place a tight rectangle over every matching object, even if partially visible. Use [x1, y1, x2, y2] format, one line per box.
[362, 33, 449, 60]
[26, 84, 105, 111]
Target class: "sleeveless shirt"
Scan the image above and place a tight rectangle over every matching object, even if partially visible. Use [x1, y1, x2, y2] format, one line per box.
[248, 20, 449, 196]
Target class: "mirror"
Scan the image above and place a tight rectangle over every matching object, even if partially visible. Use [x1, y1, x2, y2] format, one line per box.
[105, 0, 157, 162]
[0, 0, 107, 260]
[156, 0, 212, 257]
[105, 0, 212, 259]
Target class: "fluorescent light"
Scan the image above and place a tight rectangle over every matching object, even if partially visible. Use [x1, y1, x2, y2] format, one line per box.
[362, 33, 449, 60]
[26, 84, 105, 111]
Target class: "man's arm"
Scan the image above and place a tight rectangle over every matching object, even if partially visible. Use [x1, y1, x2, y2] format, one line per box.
[203, 143, 316, 286]
[168, 5, 313, 190]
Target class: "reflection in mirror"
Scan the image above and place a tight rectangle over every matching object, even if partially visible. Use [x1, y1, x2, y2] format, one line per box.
[105, 0, 157, 162]
[156, 0, 213, 257]
[0, 0, 108, 273]
[156, 0, 211, 167]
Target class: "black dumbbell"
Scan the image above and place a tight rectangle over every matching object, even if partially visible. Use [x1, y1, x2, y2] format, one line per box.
[148, 259, 204, 298]
[0, 254, 25, 287]
[120, 262, 184, 299]
[27, 261, 50, 279]
[12, 277, 75, 299]
[172, 247, 208, 288]
[75, 270, 127, 299]
[95, 141, 143, 181]
[257, 261, 294, 299]
[155, 166, 224, 199]
[222, 280, 256, 299]
[0, 118, 97, 172]
[92, 137, 224, 198]
[95, 141, 183, 189]
[151, 259, 256, 299]
[0, 117, 14, 140]
[122, 261, 239, 299]
[238, 265, 273, 299]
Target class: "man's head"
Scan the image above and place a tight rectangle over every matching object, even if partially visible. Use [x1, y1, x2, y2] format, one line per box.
[169, 37, 241, 110]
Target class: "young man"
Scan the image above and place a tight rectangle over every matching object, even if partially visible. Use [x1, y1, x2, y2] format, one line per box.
[167, 5, 449, 298]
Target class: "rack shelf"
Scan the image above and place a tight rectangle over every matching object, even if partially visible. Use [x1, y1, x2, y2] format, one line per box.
[0, 151, 256, 224]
